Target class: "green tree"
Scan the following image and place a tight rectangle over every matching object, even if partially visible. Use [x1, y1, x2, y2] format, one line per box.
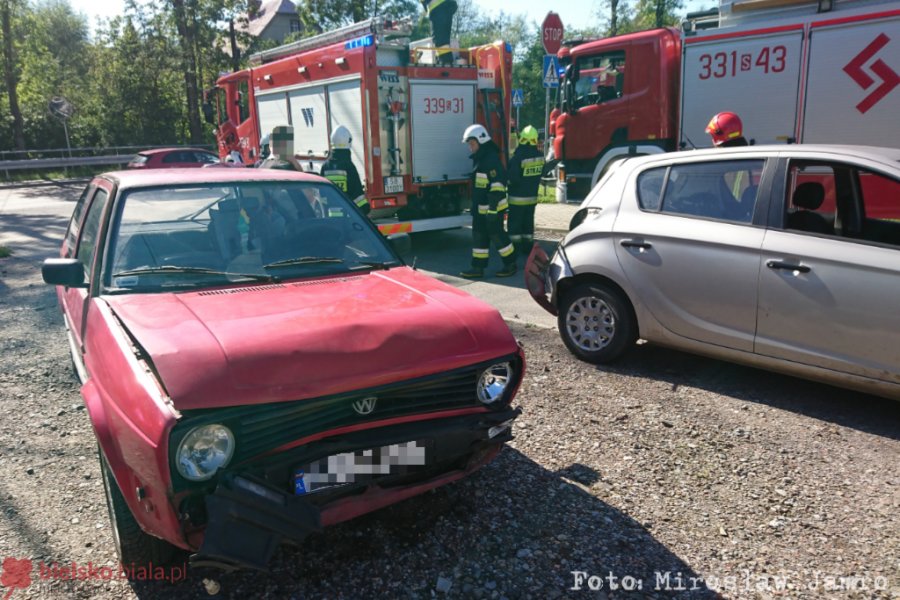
[1, 0, 25, 150]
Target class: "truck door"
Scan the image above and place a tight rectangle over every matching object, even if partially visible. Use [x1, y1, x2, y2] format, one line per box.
[801, 12, 900, 145]
[256, 91, 291, 143]
[408, 80, 477, 184]
[327, 79, 367, 182]
[681, 27, 804, 147]
[288, 85, 330, 160]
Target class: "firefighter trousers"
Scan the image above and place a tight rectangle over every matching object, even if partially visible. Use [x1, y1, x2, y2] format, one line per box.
[507, 198, 537, 258]
[471, 199, 516, 271]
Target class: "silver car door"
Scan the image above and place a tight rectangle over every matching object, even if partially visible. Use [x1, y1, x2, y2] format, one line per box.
[755, 158, 900, 383]
[614, 159, 767, 351]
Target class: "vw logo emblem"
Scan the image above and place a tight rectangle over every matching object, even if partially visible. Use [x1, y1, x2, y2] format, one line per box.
[352, 396, 377, 415]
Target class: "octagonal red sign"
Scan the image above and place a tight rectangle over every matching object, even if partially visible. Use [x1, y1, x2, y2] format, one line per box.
[542, 12, 564, 56]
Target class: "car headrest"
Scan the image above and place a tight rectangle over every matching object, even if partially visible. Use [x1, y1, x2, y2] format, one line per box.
[792, 182, 825, 211]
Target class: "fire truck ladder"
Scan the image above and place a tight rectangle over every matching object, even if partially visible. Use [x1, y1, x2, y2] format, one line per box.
[249, 17, 414, 65]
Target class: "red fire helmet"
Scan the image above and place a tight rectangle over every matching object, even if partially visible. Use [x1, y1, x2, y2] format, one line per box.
[705, 111, 744, 146]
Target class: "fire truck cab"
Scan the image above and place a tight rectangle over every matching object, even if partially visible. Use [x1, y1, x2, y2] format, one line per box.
[207, 18, 513, 234]
[553, 0, 900, 202]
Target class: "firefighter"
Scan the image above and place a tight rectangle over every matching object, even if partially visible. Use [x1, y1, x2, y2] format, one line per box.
[706, 111, 749, 147]
[421, 0, 457, 65]
[507, 125, 545, 260]
[459, 124, 517, 279]
[321, 125, 370, 216]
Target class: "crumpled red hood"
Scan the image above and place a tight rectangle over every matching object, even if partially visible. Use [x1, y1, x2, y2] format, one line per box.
[104, 267, 517, 410]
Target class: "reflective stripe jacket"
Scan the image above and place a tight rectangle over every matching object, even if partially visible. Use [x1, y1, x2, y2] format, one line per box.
[321, 149, 369, 215]
[507, 144, 545, 203]
[470, 141, 507, 213]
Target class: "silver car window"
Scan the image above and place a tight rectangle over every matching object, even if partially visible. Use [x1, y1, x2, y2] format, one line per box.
[659, 160, 764, 223]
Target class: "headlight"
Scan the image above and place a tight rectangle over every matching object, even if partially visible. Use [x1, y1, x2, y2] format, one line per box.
[477, 362, 512, 405]
[176, 424, 235, 482]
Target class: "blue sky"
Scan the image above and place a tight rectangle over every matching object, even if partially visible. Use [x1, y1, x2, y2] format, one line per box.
[69, 0, 715, 36]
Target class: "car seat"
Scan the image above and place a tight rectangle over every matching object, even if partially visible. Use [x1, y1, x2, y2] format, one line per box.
[787, 182, 832, 235]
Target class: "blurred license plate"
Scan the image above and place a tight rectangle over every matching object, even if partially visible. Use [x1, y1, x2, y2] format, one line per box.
[384, 176, 403, 194]
[293, 440, 426, 495]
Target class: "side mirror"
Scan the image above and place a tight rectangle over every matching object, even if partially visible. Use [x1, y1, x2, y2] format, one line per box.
[564, 64, 578, 115]
[42, 258, 87, 288]
[387, 233, 412, 256]
[202, 102, 216, 125]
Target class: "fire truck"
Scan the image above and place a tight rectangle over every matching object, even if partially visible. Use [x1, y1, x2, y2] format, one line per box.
[551, 0, 900, 202]
[207, 18, 513, 234]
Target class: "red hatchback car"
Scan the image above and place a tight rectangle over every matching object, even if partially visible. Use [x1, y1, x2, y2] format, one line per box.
[42, 168, 524, 571]
[127, 147, 221, 169]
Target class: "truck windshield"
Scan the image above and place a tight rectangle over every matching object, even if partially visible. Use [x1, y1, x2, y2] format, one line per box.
[105, 182, 398, 293]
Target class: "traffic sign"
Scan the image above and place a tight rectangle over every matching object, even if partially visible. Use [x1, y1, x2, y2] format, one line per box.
[512, 89, 524, 107]
[541, 12, 564, 56]
[542, 55, 560, 88]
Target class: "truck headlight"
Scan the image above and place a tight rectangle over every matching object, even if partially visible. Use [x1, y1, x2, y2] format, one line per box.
[477, 362, 512, 405]
[176, 424, 235, 482]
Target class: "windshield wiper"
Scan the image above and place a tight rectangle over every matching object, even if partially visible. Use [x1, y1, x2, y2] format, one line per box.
[348, 260, 397, 271]
[264, 256, 344, 269]
[112, 265, 277, 282]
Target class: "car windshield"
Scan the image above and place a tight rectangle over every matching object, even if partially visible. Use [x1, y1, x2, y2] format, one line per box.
[105, 181, 398, 293]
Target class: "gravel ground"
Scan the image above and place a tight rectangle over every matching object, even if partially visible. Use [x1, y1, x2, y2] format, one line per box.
[1, 248, 899, 599]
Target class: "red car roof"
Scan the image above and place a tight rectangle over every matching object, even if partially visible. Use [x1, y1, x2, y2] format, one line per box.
[136, 147, 216, 157]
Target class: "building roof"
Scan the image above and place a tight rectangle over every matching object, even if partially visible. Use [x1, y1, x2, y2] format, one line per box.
[245, 0, 297, 37]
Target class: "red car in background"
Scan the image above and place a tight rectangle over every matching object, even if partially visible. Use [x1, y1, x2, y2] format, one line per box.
[127, 147, 220, 169]
[41, 168, 524, 572]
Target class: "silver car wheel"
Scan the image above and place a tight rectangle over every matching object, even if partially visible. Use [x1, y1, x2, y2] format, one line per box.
[565, 295, 615, 352]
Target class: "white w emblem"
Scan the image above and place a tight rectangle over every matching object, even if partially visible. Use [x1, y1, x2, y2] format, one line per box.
[352, 396, 377, 415]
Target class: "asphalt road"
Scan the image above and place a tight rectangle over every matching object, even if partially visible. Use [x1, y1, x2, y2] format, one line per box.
[0, 180, 561, 329]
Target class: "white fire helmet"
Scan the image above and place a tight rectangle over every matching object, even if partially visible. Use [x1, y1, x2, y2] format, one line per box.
[331, 125, 352, 149]
[462, 124, 490, 145]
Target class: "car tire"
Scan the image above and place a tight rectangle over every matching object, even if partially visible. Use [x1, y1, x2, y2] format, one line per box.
[99, 447, 179, 569]
[558, 283, 636, 364]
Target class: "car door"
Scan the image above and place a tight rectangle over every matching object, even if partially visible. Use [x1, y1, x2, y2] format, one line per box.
[755, 156, 900, 383]
[613, 157, 769, 351]
[60, 181, 113, 364]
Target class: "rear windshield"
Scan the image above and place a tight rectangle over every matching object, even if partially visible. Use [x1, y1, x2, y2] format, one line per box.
[128, 155, 149, 167]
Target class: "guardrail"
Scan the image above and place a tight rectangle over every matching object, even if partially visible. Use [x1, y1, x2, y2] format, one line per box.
[0, 144, 216, 179]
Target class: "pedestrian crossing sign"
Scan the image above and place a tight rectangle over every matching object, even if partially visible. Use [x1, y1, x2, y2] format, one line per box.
[542, 55, 560, 88]
[512, 89, 524, 107]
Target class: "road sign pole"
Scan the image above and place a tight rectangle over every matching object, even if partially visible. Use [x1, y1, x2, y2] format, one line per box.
[544, 88, 550, 149]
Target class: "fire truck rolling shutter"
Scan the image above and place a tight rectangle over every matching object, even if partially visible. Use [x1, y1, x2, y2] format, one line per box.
[409, 81, 477, 183]
[680, 30, 804, 148]
[256, 92, 291, 143]
[327, 79, 366, 181]
[289, 86, 330, 158]
[801, 16, 900, 145]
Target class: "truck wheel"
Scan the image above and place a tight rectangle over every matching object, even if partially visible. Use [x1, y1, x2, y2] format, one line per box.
[558, 283, 636, 364]
[99, 448, 179, 569]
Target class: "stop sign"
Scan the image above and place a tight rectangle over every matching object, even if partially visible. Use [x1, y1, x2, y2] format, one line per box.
[541, 12, 564, 56]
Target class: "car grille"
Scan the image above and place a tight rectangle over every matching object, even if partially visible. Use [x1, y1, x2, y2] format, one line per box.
[169, 355, 520, 486]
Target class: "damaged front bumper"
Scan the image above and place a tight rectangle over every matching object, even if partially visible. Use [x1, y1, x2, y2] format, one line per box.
[191, 407, 520, 570]
[525, 243, 571, 316]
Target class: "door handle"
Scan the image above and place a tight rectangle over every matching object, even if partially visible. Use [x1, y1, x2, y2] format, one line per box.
[620, 239, 652, 250]
[766, 260, 810, 273]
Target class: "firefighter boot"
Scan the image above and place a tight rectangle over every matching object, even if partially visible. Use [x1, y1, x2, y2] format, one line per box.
[459, 268, 485, 279]
[495, 263, 517, 278]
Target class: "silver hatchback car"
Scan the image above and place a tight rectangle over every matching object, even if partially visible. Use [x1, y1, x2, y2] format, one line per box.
[525, 145, 900, 400]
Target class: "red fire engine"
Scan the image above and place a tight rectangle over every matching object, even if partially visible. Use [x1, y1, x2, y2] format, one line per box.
[207, 18, 513, 234]
[551, 0, 900, 202]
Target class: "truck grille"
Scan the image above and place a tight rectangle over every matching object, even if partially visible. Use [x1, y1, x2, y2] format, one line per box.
[169, 355, 520, 486]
